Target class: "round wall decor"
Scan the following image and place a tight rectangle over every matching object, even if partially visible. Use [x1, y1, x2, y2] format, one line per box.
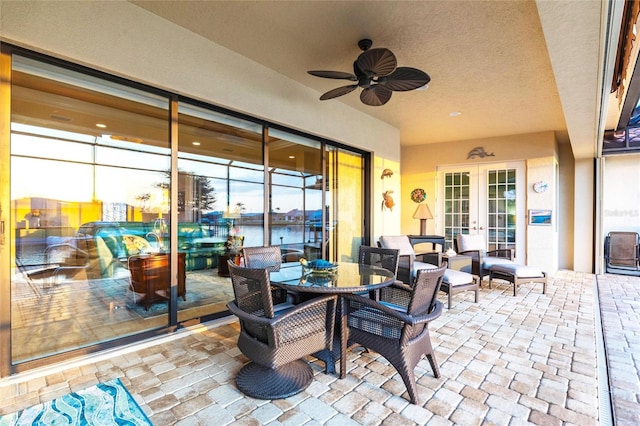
[410, 188, 427, 203]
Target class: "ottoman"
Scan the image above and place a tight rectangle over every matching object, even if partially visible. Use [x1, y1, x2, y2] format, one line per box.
[441, 268, 479, 309]
[414, 261, 479, 308]
[489, 263, 547, 296]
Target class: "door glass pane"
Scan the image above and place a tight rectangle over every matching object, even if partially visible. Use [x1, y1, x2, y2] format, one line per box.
[486, 169, 516, 252]
[11, 55, 170, 363]
[177, 103, 263, 321]
[443, 171, 470, 249]
[327, 146, 365, 261]
[268, 129, 323, 261]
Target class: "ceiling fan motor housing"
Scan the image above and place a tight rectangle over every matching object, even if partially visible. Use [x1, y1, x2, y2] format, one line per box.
[358, 38, 373, 51]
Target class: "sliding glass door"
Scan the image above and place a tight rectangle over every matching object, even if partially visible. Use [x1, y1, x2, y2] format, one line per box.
[1, 46, 370, 373]
[9, 54, 172, 363]
[176, 104, 264, 321]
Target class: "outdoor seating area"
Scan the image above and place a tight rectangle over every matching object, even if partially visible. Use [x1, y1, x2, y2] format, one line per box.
[3, 269, 637, 425]
[225, 241, 550, 404]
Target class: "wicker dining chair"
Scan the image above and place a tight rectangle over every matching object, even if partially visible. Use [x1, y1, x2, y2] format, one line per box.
[454, 233, 515, 279]
[357, 245, 400, 298]
[341, 263, 446, 404]
[227, 262, 337, 399]
[242, 245, 290, 305]
[243, 245, 283, 271]
[358, 245, 400, 277]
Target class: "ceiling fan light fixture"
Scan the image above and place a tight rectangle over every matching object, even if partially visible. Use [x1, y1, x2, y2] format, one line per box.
[308, 39, 430, 106]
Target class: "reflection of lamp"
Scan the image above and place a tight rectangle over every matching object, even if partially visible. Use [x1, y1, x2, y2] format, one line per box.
[413, 204, 433, 236]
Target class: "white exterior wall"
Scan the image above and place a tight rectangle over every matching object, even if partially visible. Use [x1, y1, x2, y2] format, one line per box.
[526, 157, 558, 274]
[574, 159, 594, 272]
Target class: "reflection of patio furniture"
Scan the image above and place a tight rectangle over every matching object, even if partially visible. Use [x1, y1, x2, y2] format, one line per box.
[226, 262, 337, 399]
[342, 264, 446, 404]
[41, 235, 125, 282]
[454, 233, 515, 279]
[73, 221, 225, 272]
[604, 231, 640, 275]
[218, 235, 245, 277]
[128, 253, 186, 310]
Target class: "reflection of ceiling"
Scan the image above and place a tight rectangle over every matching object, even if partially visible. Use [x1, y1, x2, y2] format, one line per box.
[14, 70, 323, 174]
[12, 72, 169, 145]
[131, 0, 610, 159]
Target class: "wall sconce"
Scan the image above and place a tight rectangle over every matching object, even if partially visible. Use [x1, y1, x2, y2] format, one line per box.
[412, 203, 433, 236]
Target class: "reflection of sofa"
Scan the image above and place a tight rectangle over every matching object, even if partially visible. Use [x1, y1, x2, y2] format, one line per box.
[74, 221, 226, 273]
[129, 252, 186, 310]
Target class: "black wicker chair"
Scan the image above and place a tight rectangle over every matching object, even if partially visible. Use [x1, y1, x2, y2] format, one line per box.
[341, 264, 446, 404]
[227, 262, 337, 399]
[454, 233, 515, 279]
[243, 245, 283, 271]
[379, 235, 478, 308]
[358, 245, 400, 298]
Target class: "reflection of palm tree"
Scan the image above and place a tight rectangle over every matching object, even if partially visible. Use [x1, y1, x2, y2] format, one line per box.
[136, 193, 151, 212]
[156, 170, 216, 214]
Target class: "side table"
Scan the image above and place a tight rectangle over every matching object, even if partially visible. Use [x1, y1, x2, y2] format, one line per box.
[422, 253, 472, 273]
[218, 251, 242, 277]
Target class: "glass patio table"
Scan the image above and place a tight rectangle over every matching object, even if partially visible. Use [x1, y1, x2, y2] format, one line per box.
[270, 262, 395, 378]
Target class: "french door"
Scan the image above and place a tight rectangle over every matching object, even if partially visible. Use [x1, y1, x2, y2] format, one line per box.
[437, 162, 525, 263]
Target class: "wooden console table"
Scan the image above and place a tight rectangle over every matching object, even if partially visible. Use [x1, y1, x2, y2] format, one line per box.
[128, 252, 186, 310]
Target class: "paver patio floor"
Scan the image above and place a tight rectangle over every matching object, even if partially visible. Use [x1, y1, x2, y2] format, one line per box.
[1, 270, 637, 425]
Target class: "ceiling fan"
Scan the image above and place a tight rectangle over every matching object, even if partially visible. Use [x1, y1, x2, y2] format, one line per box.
[308, 39, 431, 106]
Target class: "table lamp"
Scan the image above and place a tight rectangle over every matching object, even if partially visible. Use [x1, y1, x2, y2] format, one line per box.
[413, 203, 433, 236]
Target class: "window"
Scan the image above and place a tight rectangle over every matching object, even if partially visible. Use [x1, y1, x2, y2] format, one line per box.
[2, 47, 370, 371]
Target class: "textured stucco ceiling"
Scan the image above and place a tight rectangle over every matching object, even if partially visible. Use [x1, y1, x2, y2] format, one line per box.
[131, 0, 608, 159]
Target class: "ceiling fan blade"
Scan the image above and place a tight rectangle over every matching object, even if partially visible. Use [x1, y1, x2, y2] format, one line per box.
[360, 85, 392, 106]
[355, 48, 397, 77]
[308, 70, 357, 81]
[319, 84, 358, 100]
[380, 67, 431, 91]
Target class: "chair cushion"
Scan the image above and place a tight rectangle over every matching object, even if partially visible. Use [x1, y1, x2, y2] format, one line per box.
[457, 234, 486, 252]
[483, 256, 515, 269]
[490, 263, 544, 278]
[443, 269, 474, 286]
[379, 235, 415, 259]
[411, 261, 437, 280]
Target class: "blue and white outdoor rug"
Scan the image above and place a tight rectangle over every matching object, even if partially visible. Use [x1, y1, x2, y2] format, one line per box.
[0, 378, 152, 426]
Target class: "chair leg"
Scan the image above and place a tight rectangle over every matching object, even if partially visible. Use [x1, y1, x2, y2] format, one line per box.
[448, 291, 452, 309]
[393, 357, 420, 404]
[425, 352, 440, 378]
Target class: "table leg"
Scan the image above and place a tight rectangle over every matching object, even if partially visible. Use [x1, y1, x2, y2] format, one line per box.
[340, 296, 347, 379]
